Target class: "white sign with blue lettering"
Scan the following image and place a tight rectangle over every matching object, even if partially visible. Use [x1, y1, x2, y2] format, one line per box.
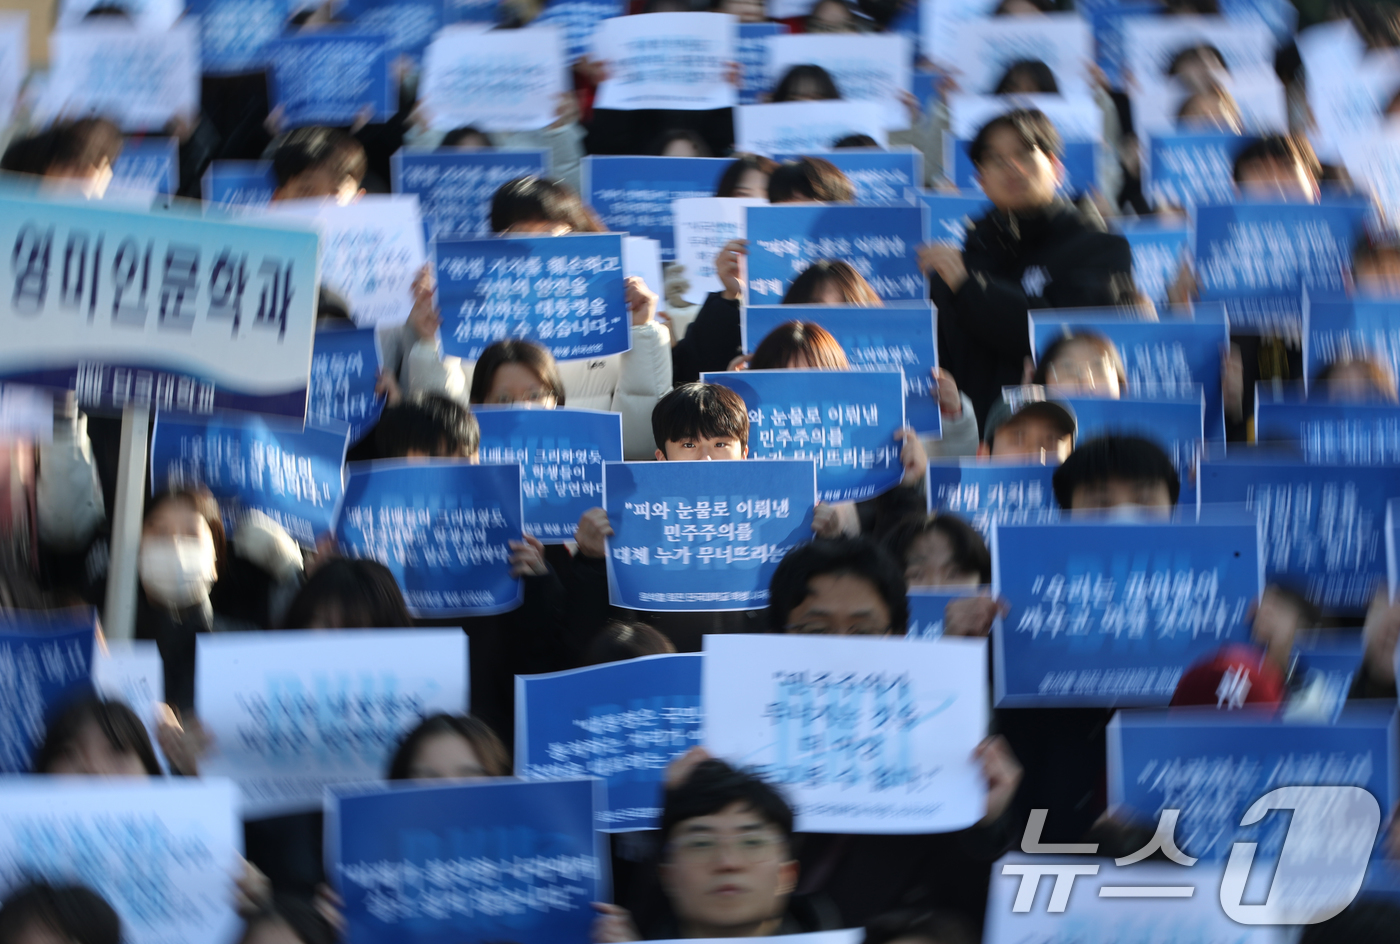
[421, 26, 569, 131]
[44, 24, 199, 132]
[947, 13, 1093, 100]
[593, 12, 738, 111]
[766, 33, 912, 129]
[735, 101, 890, 157]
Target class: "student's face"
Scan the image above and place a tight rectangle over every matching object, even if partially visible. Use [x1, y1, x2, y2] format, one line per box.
[484, 362, 558, 407]
[1319, 361, 1397, 402]
[406, 732, 488, 779]
[1173, 57, 1227, 94]
[663, 138, 704, 158]
[904, 531, 979, 589]
[273, 168, 361, 205]
[1354, 252, 1400, 295]
[985, 416, 1072, 461]
[143, 500, 210, 544]
[1068, 478, 1174, 513]
[502, 220, 572, 235]
[8, 922, 78, 944]
[1237, 158, 1317, 203]
[997, 0, 1043, 12]
[42, 160, 114, 199]
[1044, 340, 1121, 398]
[783, 574, 892, 634]
[720, 0, 766, 22]
[975, 127, 1062, 212]
[1000, 73, 1044, 95]
[45, 722, 149, 777]
[731, 168, 770, 200]
[781, 75, 831, 102]
[808, 0, 853, 31]
[239, 918, 305, 944]
[658, 436, 748, 461]
[660, 801, 797, 935]
[1178, 98, 1242, 134]
[1250, 586, 1303, 670]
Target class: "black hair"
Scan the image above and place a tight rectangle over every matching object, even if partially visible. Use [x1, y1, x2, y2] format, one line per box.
[716, 154, 777, 197]
[373, 395, 480, 459]
[40, 118, 124, 176]
[1299, 899, 1400, 944]
[992, 0, 1053, 11]
[766, 536, 909, 633]
[862, 908, 977, 944]
[489, 176, 603, 233]
[280, 558, 413, 629]
[832, 134, 880, 149]
[993, 59, 1059, 95]
[660, 758, 794, 847]
[1232, 134, 1320, 185]
[270, 126, 367, 190]
[653, 128, 713, 157]
[1051, 435, 1181, 509]
[771, 64, 841, 102]
[651, 383, 750, 453]
[883, 513, 991, 584]
[0, 882, 121, 944]
[468, 338, 567, 406]
[33, 694, 162, 775]
[1032, 332, 1127, 388]
[1167, 43, 1228, 77]
[441, 126, 494, 148]
[768, 157, 855, 203]
[237, 894, 336, 944]
[385, 713, 511, 780]
[968, 108, 1063, 167]
[781, 260, 880, 305]
[585, 620, 677, 665]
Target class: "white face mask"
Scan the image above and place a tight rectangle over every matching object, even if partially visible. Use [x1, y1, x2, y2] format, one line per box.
[139, 534, 217, 607]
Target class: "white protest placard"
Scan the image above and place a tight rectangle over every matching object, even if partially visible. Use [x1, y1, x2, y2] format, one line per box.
[1130, 71, 1288, 136]
[702, 633, 988, 834]
[0, 778, 242, 944]
[421, 25, 568, 133]
[766, 33, 911, 130]
[1339, 128, 1400, 224]
[623, 235, 664, 301]
[671, 196, 767, 306]
[93, 638, 166, 768]
[59, 0, 183, 29]
[948, 13, 1093, 100]
[0, 13, 26, 132]
[195, 629, 468, 817]
[947, 93, 1105, 144]
[44, 23, 199, 131]
[0, 385, 52, 443]
[1121, 16, 1275, 91]
[920, 0, 998, 69]
[593, 12, 738, 111]
[1306, 50, 1400, 161]
[653, 934, 863, 944]
[735, 101, 888, 158]
[261, 195, 428, 327]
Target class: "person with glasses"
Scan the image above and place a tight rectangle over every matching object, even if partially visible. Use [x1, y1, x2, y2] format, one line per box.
[917, 109, 1136, 430]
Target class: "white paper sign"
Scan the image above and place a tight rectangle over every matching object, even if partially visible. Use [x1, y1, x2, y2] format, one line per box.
[1307, 50, 1400, 161]
[652, 934, 863, 944]
[702, 633, 988, 834]
[1131, 71, 1288, 136]
[0, 13, 26, 132]
[671, 196, 767, 306]
[421, 26, 568, 133]
[1339, 128, 1400, 224]
[0, 385, 53, 443]
[920, 0, 999, 69]
[44, 24, 199, 132]
[59, 0, 184, 30]
[766, 33, 911, 130]
[594, 12, 738, 111]
[93, 639, 166, 769]
[735, 101, 889, 157]
[1121, 16, 1275, 91]
[0, 778, 242, 944]
[260, 195, 428, 327]
[623, 235, 664, 303]
[948, 13, 1093, 100]
[947, 92, 1104, 143]
[195, 629, 469, 817]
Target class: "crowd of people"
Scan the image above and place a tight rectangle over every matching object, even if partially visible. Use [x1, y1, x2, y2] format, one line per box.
[4, 0, 1400, 942]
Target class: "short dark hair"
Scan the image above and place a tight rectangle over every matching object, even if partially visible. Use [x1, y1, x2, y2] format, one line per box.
[768, 157, 855, 203]
[660, 758, 794, 848]
[993, 59, 1059, 95]
[280, 558, 412, 629]
[766, 536, 909, 633]
[32, 118, 124, 176]
[1299, 899, 1400, 944]
[468, 339, 566, 406]
[771, 64, 841, 102]
[0, 882, 121, 944]
[1232, 134, 1319, 185]
[883, 513, 991, 584]
[385, 713, 511, 780]
[489, 176, 603, 233]
[750, 321, 849, 370]
[862, 908, 977, 944]
[441, 126, 493, 148]
[832, 134, 880, 149]
[969, 108, 1062, 167]
[374, 395, 480, 458]
[33, 694, 162, 775]
[1166, 43, 1228, 77]
[653, 128, 713, 156]
[1051, 435, 1181, 509]
[651, 383, 750, 453]
[781, 259, 880, 304]
[271, 126, 367, 189]
[716, 154, 778, 197]
[585, 620, 677, 665]
[237, 894, 336, 944]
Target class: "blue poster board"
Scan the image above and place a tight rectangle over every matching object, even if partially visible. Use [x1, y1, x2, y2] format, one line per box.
[0, 609, 98, 773]
[266, 32, 396, 127]
[583, 156, 729, 259]
[186, 0, 285, 75]
[952, 139, 1098, 195]
[202, 161, 276, 211]
[926, 460, 1060, 538]
[1303, 292, 1400, 389]
[907, 587, 982, 639]
[310, 327, 384, 445]
[1146, 132, 1258, 208]
[918, 191, 992, 249]
[341, 0, 448, 58]
[1255, 397, 1400, 464]
[392, 149, 551, 242]
[772, 149, 924, 206]
[111, 137, 178, 197]
[738, 22, 787, 105]
[1119, 222, 1189, 311]
[533, 0, 628, 60]
[1054, 394, 1205, 490]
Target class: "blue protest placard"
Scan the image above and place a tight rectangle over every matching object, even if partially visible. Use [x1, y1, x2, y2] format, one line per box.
[583, 156, 729, 259]
[327, 777, 609, 944]
[1054, 395, 1205, 493]
[185, 0, 284, 75]
[925, 459, 1060, 538]
[266, 32, 395, 128]
[603, 459, 816, 612]
[1146, 132, 1258, 209]
[772, 150, 923, 206]
[991, 516, 1262, 706]
[391, 148, 550, 242]
[435, 232, 630, 362]
[744, 303, 941, 436]
[703, 369, 907, 503]
[1087, 1, 1159, 88]
[1031, 311, 1229, 440]
[0, 608, 97, 773]
[534, 0, 627, 60]
[341, 0, 447, 58]
[515, 652, 702, 831]
[310, 327, 383, 445]
[202, 160, 275, 211]
[111, 136, 177, 198]
[951, 139, 1098, 195]
[1108, 707, 1398, 861]
[1197, 459, 1400, 613]
[1255, 396, 1400, 463]
[1303, 292, 1400, 387]
[1290, 630, 1364, 721]
[1119, 222, 1189, 310]
[444, 0, 497, 24]
[150, 412, 350, 547]
[907, 587, 982, 639]
[474, 406, 623, 544]
[738, 22, 787, 105]
[0, 190, 319, 419]
[335, 460, 525, 616]
[918, 191, 993, 248]
[1389, 498, 1399, 596]
[745, 204, 930, 302]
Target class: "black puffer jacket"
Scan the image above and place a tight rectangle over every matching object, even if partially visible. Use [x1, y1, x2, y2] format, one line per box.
[931, 199, 1135, 427]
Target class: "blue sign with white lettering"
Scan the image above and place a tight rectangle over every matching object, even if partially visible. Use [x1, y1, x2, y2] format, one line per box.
[1055, 395, 1205, 488]
[1255, 397, 1400, 464]
[1108, 708, 1397, 861]
[1119, 222, 1189, 310]
[738, 22, 786, 105]
[603, 458, 817, 612]
[1292, 631, 1364, 721]
[310, 327, 383, 445]
[952, 139, 1098, 195]
[111, 137, 178, 198]
[1087, 2, 1159, 88]
[926, 460, 1060, 538]
[745, 204, 930, 302]
[515, 652, 702, 831]
[918, 191, 992, 249]
[1146, 132, 1257, 209]
[151, 412, 350, 547]
[435, 233, 630, 362]
[583, 157, 729, 259]
[335, 460, 525, 616]
[266, 32, 396, 128]
[186, 0, 285, 75]
[475, 406, 623, 544]
[328, 777, 609, 944]
[744, 303, 941, 436]
[342, 0, 447, 57]
[1197, 459, 1400, 613]
[202, 161, 275, 211]
[534, 0, 627, 60]
[772, 150, 923, 206]
[907, 587, 981, 639]
[0, 608, 98, 773]
[392, 149, 550, 242]
[991, 516, 1262, 706]
[1303, 292, 1400, 389]
[703, 369, 907, 503]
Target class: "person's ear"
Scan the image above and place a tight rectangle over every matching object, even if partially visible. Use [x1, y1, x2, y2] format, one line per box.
[740, 445, 749, 459]
[655, 448, 668, 461]
[776, 859, 799, 897]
